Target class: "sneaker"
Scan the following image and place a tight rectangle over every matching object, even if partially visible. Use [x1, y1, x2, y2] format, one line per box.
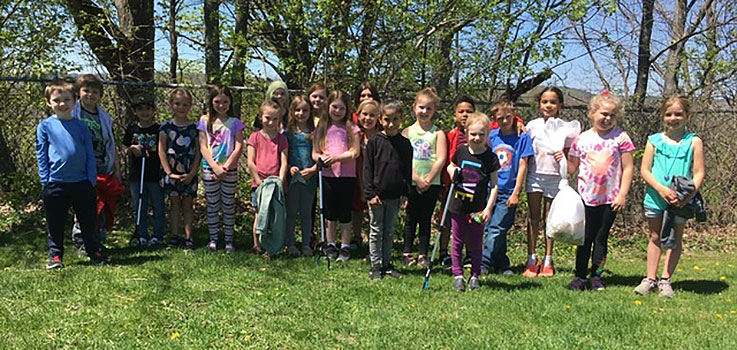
[148, 237, 163, 249]
[453, 276, 466, 291]
[337, 247, 351, 262]
[468, 276, 481, 291]
[369, 267, 383, 280]
[301, 246, 313, 257]
[138, 237, 148, 247]
[168, 236, 182, 248]
[522, 261, 540, 277]
[439, 254, 452, 268]
[207, 240, 218, 252]
[480, 266, 491, 276]
[89, 251, 109, 265]
[183, 239, 194, 250]
[539, 262, 555, 277]
[46, 255, 63, 270]
[589, 276, 605, 291]
[402, 253, 416, 267]
[384, 265, 403, 278]
[658, 278, 675, 298]
[568, 277, 586, 291]
[326, 245, 338, 260]
[224, 243, 235, 254]
[501, 269, 514, 276]
[286, 245, 301, 257]
[75, 244, 87, 257]
[417, 255, 429, 268]
[633, 278, 657, 295]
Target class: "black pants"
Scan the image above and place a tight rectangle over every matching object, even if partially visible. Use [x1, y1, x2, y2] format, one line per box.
[43, 181, 100, 258]
[404, 185, 440, 256]
[322, 177, 355, 223]
[575, 204, 617, 279]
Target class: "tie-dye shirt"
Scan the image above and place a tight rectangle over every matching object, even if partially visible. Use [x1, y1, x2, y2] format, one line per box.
[197, 116, 245, 169]
[569, 127, 635, 206]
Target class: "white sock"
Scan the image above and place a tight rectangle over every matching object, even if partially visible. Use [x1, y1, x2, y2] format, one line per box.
[527, 254, 537, 265]
[341, 243, 351, 250]
[543, 255, 553, 266]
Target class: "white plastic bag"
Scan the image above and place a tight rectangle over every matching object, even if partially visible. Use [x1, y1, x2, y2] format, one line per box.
[533, 119, 581, 157]
[546, 181, 586, 246]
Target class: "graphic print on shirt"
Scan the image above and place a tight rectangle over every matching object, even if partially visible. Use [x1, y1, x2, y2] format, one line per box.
[455, 160, 482, 203]
[412, 138, 432, 161]
[494, 143, 515, 173]
[133, 132, 156, 154]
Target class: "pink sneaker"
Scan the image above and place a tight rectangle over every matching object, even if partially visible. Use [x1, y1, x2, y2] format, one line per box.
[522, 261, 540, 277]
[539, 263, 555, 277]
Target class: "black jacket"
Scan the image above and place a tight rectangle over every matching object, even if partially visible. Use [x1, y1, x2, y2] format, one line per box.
[363, 133, 413, 200]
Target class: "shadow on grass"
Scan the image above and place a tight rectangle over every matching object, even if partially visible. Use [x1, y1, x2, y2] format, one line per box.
[109, 254, 168, 266]
[482, 279, 542, 291]
[602, 274, 644, 287]
[674, 280, 729, 295]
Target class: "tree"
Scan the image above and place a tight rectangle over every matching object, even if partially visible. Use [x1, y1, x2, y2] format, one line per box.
[204, 0, 221, 83]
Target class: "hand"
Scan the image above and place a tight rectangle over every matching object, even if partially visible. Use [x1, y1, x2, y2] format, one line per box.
[611, 194, 626, 212]
[300, 167, 316, 180]
[516, 121, 527, 136]
[658, 187, 679, 206]
[320, 155, 335, 167]
[553, 151, 565, 163]
[168, 173, 182, 183]
[416, 177, 430, 193]
[451, 168, 463, 185]
[181, 172, 195, 185]
[213, 164, 227, 179]
[290, 166, 300, 177]
[131, 145, 143, 157]
[400, 196, 408, 209]
[507, 193, 519, 207]
[368, 196, 383, 208]
[481, 208, 492, 224]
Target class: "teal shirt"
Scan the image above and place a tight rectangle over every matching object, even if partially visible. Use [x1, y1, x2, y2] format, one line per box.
[644, 133, 696, 210]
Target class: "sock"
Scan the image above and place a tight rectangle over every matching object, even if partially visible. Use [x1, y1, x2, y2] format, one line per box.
[543, 255, 553, 266]
[341, 243, 350, 250]
[527, 254, 537, 265]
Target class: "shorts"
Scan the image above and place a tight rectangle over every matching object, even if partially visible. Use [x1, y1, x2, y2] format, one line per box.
[162, 174, 198, 197]
[644, 206, 688, 225]
[322, 177, 356, 223]
[525, 173, 561, 199]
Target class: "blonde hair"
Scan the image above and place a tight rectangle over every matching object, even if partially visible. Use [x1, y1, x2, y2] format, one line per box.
[44, 81, 75, 102]
[588, 92, 622, 116]
[660, 95, 691, 120]
[169, 88, 193, 104]
[465, 112, 491, 132]
[355, 100, 380, 132]
[314, 90, 358, 154]
[413, 87, 440, 110]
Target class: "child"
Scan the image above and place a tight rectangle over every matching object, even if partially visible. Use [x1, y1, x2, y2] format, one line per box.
[351, 99, 381, 250]
[567, 92, 635, 291]
[37, 81, 107, 268]
[285, 95, 317, 256]
[158, 88, 200, 250]
[481, 100, 534, 275]
[198, 85, 245, 253]
[71, 74, 122, 251]
[123, 93, 165, 248]
[401, 87, 447, 268]
[524, 87, 575, 277]
[312, 90, 360, 262]
[308, 83, 327, 126]
[634, 96, 704, 298]
[352, 81, 380, 123]
[447, 112, 500, 291]
[247, 100, 288, 256]
[254, 81, 290, 130]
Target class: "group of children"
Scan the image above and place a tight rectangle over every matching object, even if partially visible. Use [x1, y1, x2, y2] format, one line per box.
[37, 77, 705, 297]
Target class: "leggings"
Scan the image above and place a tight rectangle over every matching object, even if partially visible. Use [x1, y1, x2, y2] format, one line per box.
[203, 168, 238, 244]
[404, 185, 440, 256]
[575, 204, 617, 279]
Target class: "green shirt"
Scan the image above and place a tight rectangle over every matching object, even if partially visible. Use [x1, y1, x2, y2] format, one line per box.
[644, 132, 695, 210]
[407, 123, 441, 186]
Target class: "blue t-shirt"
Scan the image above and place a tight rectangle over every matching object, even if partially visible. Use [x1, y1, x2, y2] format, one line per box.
[36, 116, 97, 185]
[488, 129, 534, 195]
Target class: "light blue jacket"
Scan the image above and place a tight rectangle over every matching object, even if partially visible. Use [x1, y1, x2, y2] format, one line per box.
[256, 176, 286, 255]
[72, 101, 116, 175]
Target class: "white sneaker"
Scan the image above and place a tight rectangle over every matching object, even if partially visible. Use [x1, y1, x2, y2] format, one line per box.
[224, 243, 234, 254]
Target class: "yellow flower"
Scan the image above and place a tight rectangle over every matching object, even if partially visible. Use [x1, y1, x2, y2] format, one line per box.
[728, 264, 734, 268]
[720, 276, 727, 281]
[693, 265, 701, 270]
[727, 299, 733, 303]
[3, 267, 9, 271]
[171, 332, 180, 340]
[566, 305, 571, 309]
[634, 301, 642, 305]
[730, 310, 737, 314]
[716, 314, 725, 319]
[715, 262, 720, 266]
[677, 268, 683, 272]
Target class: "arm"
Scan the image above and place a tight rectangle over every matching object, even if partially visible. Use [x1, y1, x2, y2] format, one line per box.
[482, 171, 498, 223]
[508, 157, 529, 207]
[222, 129, 244, 171]
[278, 144, 288, 184]
[679, 137, 705, 206]
[183, 139, 201, 185]
[612, 151, 634, 212]
[158, 131, 177, 180]
[640, 140, 678, 205]
[84, 125, 97, 186]
[35, 122, 49, 184]
[567, 155, 580, 175]
[247, 144, 262, 187]
[198, 130, 222, 173]
[363, 140, 380, 206]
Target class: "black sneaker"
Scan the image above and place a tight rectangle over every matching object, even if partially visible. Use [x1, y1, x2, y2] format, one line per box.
[75, 244, 87, 257]
[168, 236, 182, 248]
[383, 265, 403, 278]
[480, 265, 490, 276]
[89, 251, 109, 265]
[463, 256, 472, 269]
[184, 239, 194, 250]
[326, 244, 338, 260]
[337, 247, 351, 262]
[369, 267, 383, 280]
[453, 276, 466, 291]
[46, 255, 63, 270]
[440, 254, 452, 268]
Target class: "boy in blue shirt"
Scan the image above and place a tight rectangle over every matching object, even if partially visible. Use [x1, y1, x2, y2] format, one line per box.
[481, 100, 534, 275]
[36, 81, 107, 269]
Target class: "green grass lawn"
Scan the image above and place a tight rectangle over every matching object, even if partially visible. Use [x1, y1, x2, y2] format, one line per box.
[1, 211, 735, 350]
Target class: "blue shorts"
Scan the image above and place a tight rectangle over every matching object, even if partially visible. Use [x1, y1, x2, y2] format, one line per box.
[643, 206, 687, 225]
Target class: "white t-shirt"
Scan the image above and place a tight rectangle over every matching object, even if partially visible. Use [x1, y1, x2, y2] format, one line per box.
[526, 117, 575, 176]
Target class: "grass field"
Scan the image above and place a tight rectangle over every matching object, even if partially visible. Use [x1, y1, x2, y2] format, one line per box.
[1, 209, 735, 350]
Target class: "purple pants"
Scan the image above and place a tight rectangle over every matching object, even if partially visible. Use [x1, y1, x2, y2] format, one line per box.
[451, 212, 484, 277]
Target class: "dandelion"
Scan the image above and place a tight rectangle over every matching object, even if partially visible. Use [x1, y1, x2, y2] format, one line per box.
[716, 314, 725, 319]
[3, 267, 9, 271]
[677, 268, 683, 272]
[720, 276, 727, 281]
[730, 310, 736, 314]
[729, 264, 734, 268]
[727, 299, 733, 303]
[171, 332, 180, 340]
[566, 305, 571, 309]
[693, 265, 701, 270]
[634, 301, 642, 305]
[715, 262, 720, 266]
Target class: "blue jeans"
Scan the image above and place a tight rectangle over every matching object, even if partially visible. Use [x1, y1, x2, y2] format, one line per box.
[130, 180, 166, 241]
[482, 194, 517, 272]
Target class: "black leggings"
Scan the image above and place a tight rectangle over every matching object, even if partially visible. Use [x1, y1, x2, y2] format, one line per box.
[575, 204, 617, 279]
[404, 185, 440, 256]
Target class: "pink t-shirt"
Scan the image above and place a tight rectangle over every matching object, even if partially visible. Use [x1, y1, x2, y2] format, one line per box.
[526, 117, 575, 176]
[247, 130, 288, 188]
[569, 127, 635, 206]
[322, 123, 358, 178]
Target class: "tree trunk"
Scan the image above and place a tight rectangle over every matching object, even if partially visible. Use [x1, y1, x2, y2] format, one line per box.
[231, 0, 248, 116]
[204, 0, 221, 84]
[664, 0, 687, 95]
[634, 0, 655, 107]
[431, 29, 454, 97]
[169, 0, 178, 82]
